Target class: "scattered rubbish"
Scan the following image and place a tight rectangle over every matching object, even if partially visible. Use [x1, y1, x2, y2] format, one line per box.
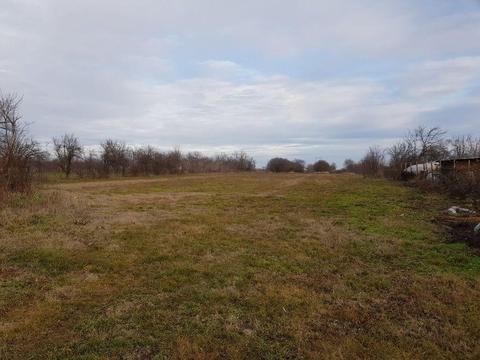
[436, 209, 480, 248]
[475, 223, 480, 235]
[447, 206, 477, 216]
[443, 222, 480, 248]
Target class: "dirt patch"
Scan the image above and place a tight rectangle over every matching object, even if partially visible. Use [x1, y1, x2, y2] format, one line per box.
[436, 215, 480, 248]
[0, 266, 25, 280]
[446, 223, 480, 248]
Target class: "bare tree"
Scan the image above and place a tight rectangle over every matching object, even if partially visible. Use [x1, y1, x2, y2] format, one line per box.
[75, 150, 102, 178]
[101, 139, 129, 176]
[343, 159, 358, 172]
[386, 125, 448, 178]
[0, 93, 39, 192]
[448, 135, 480, 159]
[388, 141, 416, 168]
[360, 146, 385, 177]
[406, 126, 448, 162]
[166, 147, 183, 174]
[53, 134, 82, 178]
[233, 151, 256, 171]
[131, 146, 156, 176]
[184, 151, 209, 173]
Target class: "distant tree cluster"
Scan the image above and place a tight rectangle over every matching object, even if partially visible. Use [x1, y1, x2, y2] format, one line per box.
[308, 160, 336, 172]
[266, 157, 336, 173]
[50, 138, 256, 179]
[266, 158, 304, 173]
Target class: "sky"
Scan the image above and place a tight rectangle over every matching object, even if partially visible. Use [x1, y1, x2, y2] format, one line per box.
[1, 0, 480, 167]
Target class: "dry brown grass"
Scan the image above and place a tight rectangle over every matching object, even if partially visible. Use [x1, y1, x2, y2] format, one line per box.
[1, 173, 479, 359]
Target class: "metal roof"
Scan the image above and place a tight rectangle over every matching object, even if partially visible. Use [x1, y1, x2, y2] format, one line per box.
[440, 157, 480, 163]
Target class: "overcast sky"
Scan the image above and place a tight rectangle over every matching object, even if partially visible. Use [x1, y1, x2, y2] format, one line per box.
[1, 0, 479, 166]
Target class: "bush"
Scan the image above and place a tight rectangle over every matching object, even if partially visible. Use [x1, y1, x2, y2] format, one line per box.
[266, 158, 304, 173]
[311, 160, 332, 172]
[440, 173, 480, 200]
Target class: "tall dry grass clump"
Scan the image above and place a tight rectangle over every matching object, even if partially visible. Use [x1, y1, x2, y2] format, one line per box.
[0, 189, 91, 231]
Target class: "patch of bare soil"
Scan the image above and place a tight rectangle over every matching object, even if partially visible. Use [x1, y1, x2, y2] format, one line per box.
[0, 266, 25, 280]
[447, 223, 480, 248]
[436, 215, 480, 248]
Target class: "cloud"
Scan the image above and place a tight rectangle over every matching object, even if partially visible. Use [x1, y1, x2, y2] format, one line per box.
[0, 1, 479, 166]
[401, 57, 480, 99]
[16, 57, 475, 165]
[3, 1, 480, 59]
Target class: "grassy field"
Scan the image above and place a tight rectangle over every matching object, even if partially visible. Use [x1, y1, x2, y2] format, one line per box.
[1, 173, 480, 359]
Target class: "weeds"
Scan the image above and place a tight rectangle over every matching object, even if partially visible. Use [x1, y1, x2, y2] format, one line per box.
[1, 173, 479, 359]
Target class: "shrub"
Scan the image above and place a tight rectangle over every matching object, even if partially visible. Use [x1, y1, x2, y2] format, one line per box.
[266, 158, 304, 173]
[311, 160, 332, 172]
[440, 173, 480, 200]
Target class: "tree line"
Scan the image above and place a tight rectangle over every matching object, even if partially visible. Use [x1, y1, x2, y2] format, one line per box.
[0, 93, 255, 196]
[50, 135, 255, 179]
[2, 91, 478, 198]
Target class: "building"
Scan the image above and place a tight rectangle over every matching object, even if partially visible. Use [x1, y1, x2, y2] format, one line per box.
[402, 157, 480, 180]
[440, 157, 480, 177]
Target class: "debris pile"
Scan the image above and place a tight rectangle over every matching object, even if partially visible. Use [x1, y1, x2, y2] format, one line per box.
[447, 206, 477, 216]
[475, 223, 480, 235]
[437, 206, 480, 248]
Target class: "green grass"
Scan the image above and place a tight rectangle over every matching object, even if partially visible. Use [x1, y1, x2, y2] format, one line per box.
[1, 173, 479, 359]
